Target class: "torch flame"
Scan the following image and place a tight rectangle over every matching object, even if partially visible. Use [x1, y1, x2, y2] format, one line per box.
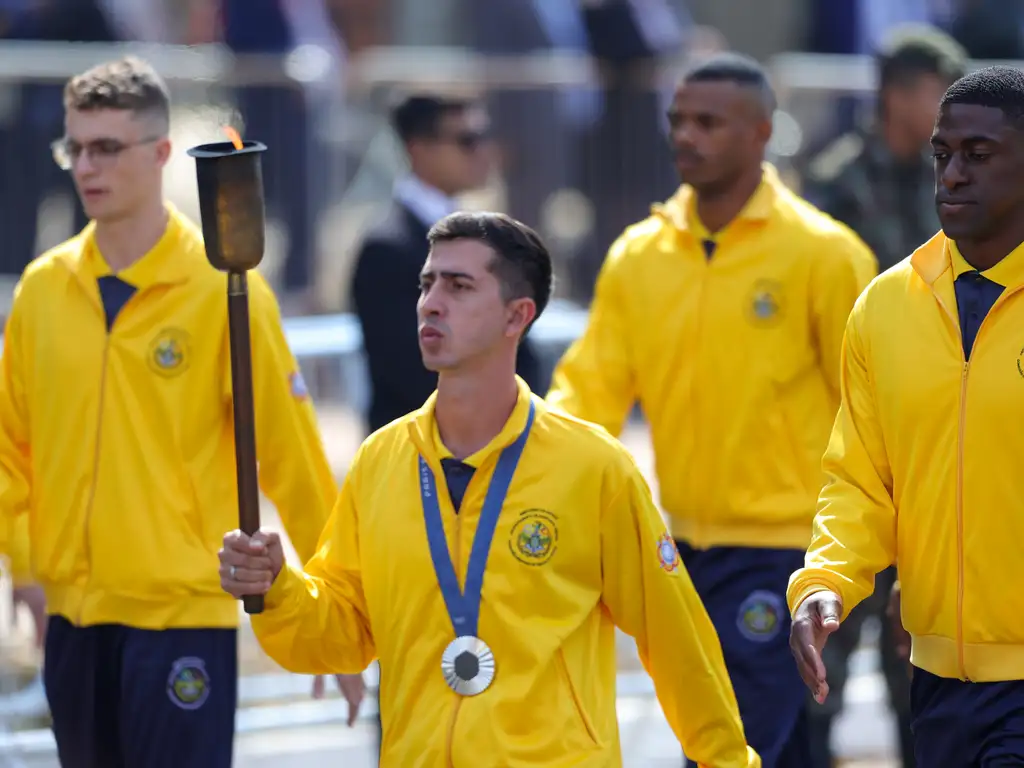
[223, 126, 243, 150]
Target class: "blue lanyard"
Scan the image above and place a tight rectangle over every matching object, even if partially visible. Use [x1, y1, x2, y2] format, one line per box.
[419, 401, 535, 638]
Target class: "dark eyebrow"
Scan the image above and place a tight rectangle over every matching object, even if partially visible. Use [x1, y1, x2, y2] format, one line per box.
[419, 269, 476, 281]
[931, 134, 1000, 146]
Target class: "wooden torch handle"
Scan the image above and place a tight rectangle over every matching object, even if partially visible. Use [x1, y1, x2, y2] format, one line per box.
[227, 271, 264, 614]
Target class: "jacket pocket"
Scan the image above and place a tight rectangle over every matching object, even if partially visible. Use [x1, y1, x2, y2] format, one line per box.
[556, 649, 601, 749]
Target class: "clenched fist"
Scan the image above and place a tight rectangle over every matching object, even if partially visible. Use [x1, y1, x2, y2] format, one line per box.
[219, 530, 285, 599]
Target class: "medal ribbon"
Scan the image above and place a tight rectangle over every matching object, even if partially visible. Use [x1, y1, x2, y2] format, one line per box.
[419, 401, 535, 639]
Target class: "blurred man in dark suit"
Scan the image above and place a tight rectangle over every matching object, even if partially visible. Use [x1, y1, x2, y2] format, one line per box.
[352, 94, 545, 435]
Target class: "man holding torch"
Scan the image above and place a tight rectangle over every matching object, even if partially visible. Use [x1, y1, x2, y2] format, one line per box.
[220, 210, 760, 767]
[0, 55, 345, 767]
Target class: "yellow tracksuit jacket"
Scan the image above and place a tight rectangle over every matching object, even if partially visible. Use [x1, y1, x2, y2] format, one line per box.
[0, 205, 335, 629]
[252, 378, 760, 768]
[548, 164, 877, 550]
[789, 232, 1024, 682]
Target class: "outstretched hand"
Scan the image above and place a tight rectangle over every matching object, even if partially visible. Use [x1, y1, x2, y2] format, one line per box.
[789, 590, 842, 704]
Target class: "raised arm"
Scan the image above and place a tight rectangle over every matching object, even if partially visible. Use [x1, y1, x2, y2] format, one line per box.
[244, 274, 337, 564]
[225, 454, 375, 675]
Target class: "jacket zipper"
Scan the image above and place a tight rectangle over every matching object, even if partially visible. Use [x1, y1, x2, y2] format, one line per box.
[689, 259, 710, 533]
[76, 336, 111, 625]
[955, 361, 968, 680]
[76, 287, 139, 625]
[445, 478, 465, 767]
[934, 289, 997, 682]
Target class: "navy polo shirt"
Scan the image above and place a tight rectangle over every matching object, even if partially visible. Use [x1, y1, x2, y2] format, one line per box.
[951, 247, 1008, 360]
[432, 426, 482, 514]
[441, 459, 475, 513]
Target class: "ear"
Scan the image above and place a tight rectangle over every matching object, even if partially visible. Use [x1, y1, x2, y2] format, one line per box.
[755, 115, 773, 145]
[505, 297, 537, 339]
[155, 136, 172, 168]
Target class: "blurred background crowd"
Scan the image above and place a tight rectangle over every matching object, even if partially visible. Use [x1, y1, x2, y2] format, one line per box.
[0, 0, 1018, 765]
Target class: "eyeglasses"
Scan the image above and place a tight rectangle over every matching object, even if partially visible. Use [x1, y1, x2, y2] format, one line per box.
[50, 135, 163, 171]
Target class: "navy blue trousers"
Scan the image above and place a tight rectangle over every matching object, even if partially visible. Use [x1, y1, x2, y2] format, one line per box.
[43, 615, 237, 768]
[911, 668, 1024, 766]
[677, 542, 811, 768]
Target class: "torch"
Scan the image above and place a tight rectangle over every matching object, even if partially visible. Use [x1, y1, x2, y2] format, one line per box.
[187, 128, 268, 615]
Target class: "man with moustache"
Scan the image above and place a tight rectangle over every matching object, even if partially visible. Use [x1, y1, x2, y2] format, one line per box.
[547, 52, 876, 767]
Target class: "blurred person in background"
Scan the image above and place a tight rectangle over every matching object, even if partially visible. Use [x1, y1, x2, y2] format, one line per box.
[0, 56, 344, 767]
[0, 0, 118, 278]
[468, 0, 597, 261]
[353, 93, 545, 434]
[218, 0, 348, 304]
[800, 25, 967, 768]
[948, 0, 1024, 60]
[547, 52, 877, 768]
[575, 0, 689, 302]
[804, 25, 966, 273]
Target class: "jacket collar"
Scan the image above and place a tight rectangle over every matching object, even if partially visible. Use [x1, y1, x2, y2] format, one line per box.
[655, 162, 782, 234]
[911, 230, 1024, 291]
[408, 376, 537, 469]
[56, 203, 201, 290]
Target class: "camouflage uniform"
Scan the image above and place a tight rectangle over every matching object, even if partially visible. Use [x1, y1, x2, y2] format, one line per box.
[802, 129, 939, 274]
[800, 129, 932, 768]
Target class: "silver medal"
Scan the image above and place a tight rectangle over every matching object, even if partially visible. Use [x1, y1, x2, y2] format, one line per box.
[441, 636, 496, 696]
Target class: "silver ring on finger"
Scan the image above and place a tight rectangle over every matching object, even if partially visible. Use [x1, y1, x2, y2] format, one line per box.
[229, 565, 237, 579]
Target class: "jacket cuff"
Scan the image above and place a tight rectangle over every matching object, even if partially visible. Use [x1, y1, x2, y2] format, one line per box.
[264, 564, 301, 610]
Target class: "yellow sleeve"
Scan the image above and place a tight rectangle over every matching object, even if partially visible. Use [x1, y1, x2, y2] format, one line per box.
[546, 236, 636, 436]
[0, 282, 33, 555]
[250, 454, 374, 674]
[600, 450, 759, 768]
[5, 514, 32, 586]
[245, 274, 337, 565]
[787, 298, 896, 620]
[810, 229, 878, 399]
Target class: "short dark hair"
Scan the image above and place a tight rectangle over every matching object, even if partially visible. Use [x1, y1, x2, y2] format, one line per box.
[390, 94, 474, 144]
[877, 25, 967, 91]
[427, 211, 553, 330]
[940, 65, 1024, 128]
[681, 52, 777, 113]
[63, 56, 170, 129]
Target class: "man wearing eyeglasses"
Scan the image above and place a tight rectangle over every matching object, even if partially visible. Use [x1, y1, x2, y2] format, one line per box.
[0, 55, 341, 767]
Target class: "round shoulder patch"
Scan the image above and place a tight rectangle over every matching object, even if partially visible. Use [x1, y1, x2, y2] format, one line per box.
[656, 533, 680, 573]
